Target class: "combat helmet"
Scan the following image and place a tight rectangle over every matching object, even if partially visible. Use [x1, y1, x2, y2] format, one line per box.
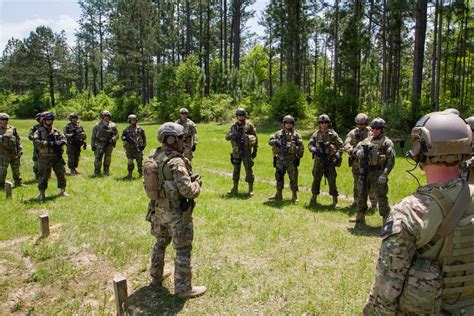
[128, 114, 138, 123]
[43, 112, 55, 121]
[0, 113, 10, 120]
[282, 115, 295, 124]
[157, 122, 185, 144]
[101, 110, 111, 118]
[408, 112, 472, 164]
[443, 108, 460, 116]
[370, 117, 385, 129]
[68, 112, 78, 120]
[35, 112, 43, 122]
[236, 108, 246, 116]
[465, 116, 474, 132]
[179, 108, 189, 114]
[318, 114, 330, 123]
[355, 113, 368, 124]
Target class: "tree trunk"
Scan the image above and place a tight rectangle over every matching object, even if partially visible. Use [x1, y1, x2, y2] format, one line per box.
[333, 0, 339, 93]
[381, 0, 387, 103]
[434, 1, 442, 111]
[186, 0, 191, 57]
[205, 0, 211, 96]
[232, 0, 241, 69]
[411, 0, 427, 122]
[430, 0, 439, 108]
[269, 22, 274, 97]
[460, 3, 468, 107]
[47, 58, 55, 108]
[224, 0, 228, 70]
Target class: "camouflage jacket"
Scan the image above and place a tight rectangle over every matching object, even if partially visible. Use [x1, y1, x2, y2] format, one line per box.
[175, 118, 198, 145]
[91, 120, 119, 146]
[225, 120, 258, 155]
[28, 124, 41, 141]
[364, 179, 474, 315]
[344, 127, 372, 156]
[33, 126, 66, 157]
[121, 125, 146, 151]
[354, 134, 395, 174]
[64, 122, 86, 146]
[269, 129, 304, 159]
[0, 124, 22, 155]
[308, 129, 343, 158]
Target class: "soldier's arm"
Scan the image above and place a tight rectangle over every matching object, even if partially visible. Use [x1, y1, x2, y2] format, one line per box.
[63, 125, 72, 139]
[384, 139, 396, 175]
[33, 130, 47, 147]
[28, 126, 36, 141]
[111, 125, 119, 142]
[170, 158, 201, 199]
[142, 129, 147, 148]
[268, 133, 278, 146]
[296, 133, 304, 157]
[334, 132, 344, 153]
[91, 125, 97, 146]
[343, 131, 354, 154]
[14, 127, 22, 154]
[190, 122, 198, 144]
[225, 125, 234, 141]
[249, 123, 258, 148]
[308, 134, 317, 153]
[57, 130, 67, 144]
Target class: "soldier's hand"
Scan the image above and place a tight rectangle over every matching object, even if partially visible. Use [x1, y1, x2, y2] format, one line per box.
[356, 150, 364, 159]
[54, 140, 64, 147]
[48, 141, 55, 147]
[82, 143, 87, 150]
[192, 144, 196, 152]
[231, 134, 238, 141]
[378, 173, 387, 184]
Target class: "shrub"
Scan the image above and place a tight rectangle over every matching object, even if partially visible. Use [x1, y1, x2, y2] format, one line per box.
[271, 83, 308, 122]
[192, 94, 234, 123]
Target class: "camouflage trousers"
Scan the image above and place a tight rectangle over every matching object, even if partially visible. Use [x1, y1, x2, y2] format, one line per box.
[231, 153, 254, 183]
[352, 166, 377, 206]
[33, 145, 39, 178]
[275, 157, 299, 192]
[125, 148, 144, 174]
[183, 141, 193, 161]
[150, 211, 194, 293]
[37, 155, 66, 191]
[94, 143, 114, 175]
[311, 160, 338, 196]
[66, 144, 82, 170]
[0, 152, 22, 187]
[357, 169, 390, 217]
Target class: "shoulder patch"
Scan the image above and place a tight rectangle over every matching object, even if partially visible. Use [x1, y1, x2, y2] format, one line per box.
[381, 219, 402, 239]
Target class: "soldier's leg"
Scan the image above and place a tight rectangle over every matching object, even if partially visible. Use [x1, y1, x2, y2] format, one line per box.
[326, 165, 338, 197]
[150, 221, 172, 284]
[375, 172, 390, 219]
[356, 173, 370, 214]
[37, 157, 53, 192]
[94, 146, 104, 175]
[11, 155, 22, 185]
[66, 145, 74, 171]
[287, 162, 299, 192]
[230, 154, 241, 193]
[311, 161, 324, 195]
[172, 222, 194, 294]
[0, 156, 8, 188]
[369, 187, 378, 209]
[351, 166, 360, 205]
[72, 145, 80, 170]
[52, 158, 67, 190]
[242, 156, 254, 184]
[33, 147, 39, 179]
[103, 145, 114, 175]
[136, 150, 144, 176]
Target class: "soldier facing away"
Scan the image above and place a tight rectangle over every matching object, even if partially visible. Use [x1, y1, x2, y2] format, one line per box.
[0, 113, 23, 189]
[225, 108, 258, 197]
[363, 111, 474, 315]
[63, 113, 87, 175]
[344, 113, 378, 209]
[143, 122, 206, 298]
[33, 112, 68, 200]
[175, 108, 197, 161]
[269, 115, 304, 202]
[91, 110, 119, 176]
[308, 114, 343, 208]
[351, 118, 395, 223]
[121, 114, 146, 178]
[29, 112, 45, 179]
[462, 116, 474, 184]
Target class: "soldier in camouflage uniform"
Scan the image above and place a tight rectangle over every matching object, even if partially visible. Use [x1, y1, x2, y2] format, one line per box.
[351, 118, 395, 223]
[29, 112, 45, 179]
[63, 113, 87, 175]
[91, 110, 119, 176]
[308, 114, 343, 208]
[344, 113, 378, 209]
[175, 108, 197, 161]
[462, 116, 474, 184]
[269, 115, 304, 202]
[0, 113, 23, 189]
[121, 114, 146, 178]
[225, 108, 258, 197]
[364, 112, 474, 315]
[33, 112, 68, 200]
[145, 122, 206, 298]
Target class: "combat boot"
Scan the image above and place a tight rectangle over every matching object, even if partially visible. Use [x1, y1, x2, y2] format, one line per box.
[369, 202, 378, 212]
[70, 168, 77, 176]
[349, 211, 365, 223]
[151, 268, 172, 287]
[228, 181, 238, 195]
[37, 190, 46, 201]
[309, 194, 318, 206]
[291, 191, 298, 202]
[269, 189, 282, 201]
[248, 182, 254, 197]
[332, 196, 339, 209]
[177, 285, 207, 299]
[14, 181, 26, 187]
[59, 188, 70, 197]
[126, 170, 133, 179]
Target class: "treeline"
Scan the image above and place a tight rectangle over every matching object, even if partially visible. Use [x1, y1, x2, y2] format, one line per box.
[0, 0, 472, 132]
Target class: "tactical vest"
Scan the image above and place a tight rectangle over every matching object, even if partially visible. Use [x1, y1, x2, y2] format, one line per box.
[65, 123, 86, 144]
[350, 128, 371, 147]
[230, 121, 255, 154]
[273, 130, 301, 157]
[0, 125, 17, 150]
[124, 126, 145, 148]
[37, 127, 63, 156]
[176, 119, 194, 140]
[96, 122, 114, 142]
[312, 130, 338, 156]
[367, 136, 388, 167]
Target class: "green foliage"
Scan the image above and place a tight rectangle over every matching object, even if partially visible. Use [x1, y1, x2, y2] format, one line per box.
[112, 94, 142, 121]
[176, 55, 201, 97]
[12, 90, 50, 118]
[155, 66, 189, 121]
[271, 83, 308, 122]
[62, 92, 116, 121]
[191, 94, 234, 123]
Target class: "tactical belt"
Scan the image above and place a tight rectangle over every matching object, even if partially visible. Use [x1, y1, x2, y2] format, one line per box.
[368, 166, 383, 171]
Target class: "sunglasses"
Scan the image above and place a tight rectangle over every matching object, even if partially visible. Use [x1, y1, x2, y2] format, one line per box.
[373, 127, 383, 130]
[320, 122, 329, 124]
[0, 118, 8, 121]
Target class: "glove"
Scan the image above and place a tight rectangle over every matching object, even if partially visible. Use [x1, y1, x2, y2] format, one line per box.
[378, 173, 387, 184]
[82, 143, 87, 150]
[91, 145, 96, 152]
[231, 134, 238, 141]
[251, 149, 257, 159]
[332, 154, 341, 165]
[139, 146, 145, 151]
[54, 140, 63, 147]
[356, 150, 364, 159]
[192, 144, 196, 152]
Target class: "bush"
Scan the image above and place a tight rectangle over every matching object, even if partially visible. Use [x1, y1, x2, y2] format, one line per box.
[12, 90, 50, 118]
[63, 92, 116, 121]
[192, 94, 234, 123]
[271, 83, 308, 122]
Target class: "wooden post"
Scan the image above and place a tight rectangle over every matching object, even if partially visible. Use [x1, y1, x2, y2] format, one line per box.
[113, 276, 128, 316]
[5, 180, 12, 199]
[40, 214, 49, 238]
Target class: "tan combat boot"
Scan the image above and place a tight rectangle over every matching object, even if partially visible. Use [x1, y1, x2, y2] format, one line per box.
[60, 188, 70, 197]
[228, 181, 238, 195]
[332, 196, 339, 208]
[177, 285, 207, 299]
[70, 168, 77, 176]
[349, 212, 366, 223]
[126, 170, 133, 179]
[291, 191, 298, 202]
[37, 190, 46, 201]
[248, 182, 254, 197]
[309, 194, 318, 206]
[269, 189, 282, 201]
[151, 268, 172, 287]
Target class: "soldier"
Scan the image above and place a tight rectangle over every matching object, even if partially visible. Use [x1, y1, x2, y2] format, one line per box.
[308, 114, 343, 207]
[33, 112, 68, 200]
[344, 113, 378, 209]
[269, 115, 304, 202]
[121, 114, 146, 178]
[63, 113, 87, 175]
[351, 118, 395, 223]
[462, 116, 474, 184]
[363, 111, 474, 315]
[175, 108, 198, 161]
[225, 108, 258, 197]
[0, 113, 23, 189]
[143, 122, 206, 298]
[91, 110, 119, 176]
[29, 112, 45, 179]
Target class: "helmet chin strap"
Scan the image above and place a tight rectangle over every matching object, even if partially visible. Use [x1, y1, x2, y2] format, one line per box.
[405, 158, 421, 187]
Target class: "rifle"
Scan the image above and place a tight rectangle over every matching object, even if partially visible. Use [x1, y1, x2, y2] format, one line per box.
[280, 130, 287, 165]
[47, 132, 65, 165]
[233, 123, 247, 156]
[317, 141, 328, 163]
[359, 144, 370, 195]
[101, 124, 114, 146]
[123, 129, 142, 152]
[180, 173, 200, 225]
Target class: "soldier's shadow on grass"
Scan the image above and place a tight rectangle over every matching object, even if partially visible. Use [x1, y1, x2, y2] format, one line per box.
[127, 284, 186, 314]
[23, 179, 37, 185]
[114, 175, 135, 182]
[220, 192, 251, 200]
[263, 199, 296, 208]
[305, 203, 358, 215]
[347, 221, 382, 237]
[21, 194, 62, 205]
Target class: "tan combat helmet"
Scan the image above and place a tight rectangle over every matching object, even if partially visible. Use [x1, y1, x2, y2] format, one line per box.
[408, 112, 472, 164]
[179, 108, 189, 114]
[283, 115, 295, 124]
[318, 114, 330, 123]
[128, 114, 138, 123]
[157, 122, 185, 144]
[465, 116, 474, 132]
[68, 112, 78, 120]
[0, 113, 9, 120]
[101, 110, 111, 118]
[236, 108, 246, 117]
[355, 113, 368, 124]
[443, 108, 460, 116]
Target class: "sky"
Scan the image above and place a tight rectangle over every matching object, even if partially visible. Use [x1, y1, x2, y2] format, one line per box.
[0, 0, 268, 53]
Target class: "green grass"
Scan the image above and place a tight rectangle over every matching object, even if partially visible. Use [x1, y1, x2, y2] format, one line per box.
[0, 119, 424, 314]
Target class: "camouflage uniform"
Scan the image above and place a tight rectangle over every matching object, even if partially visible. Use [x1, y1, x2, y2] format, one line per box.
[269, 129, 304, 195]
[148, 148, 201, 294]
[34, 126, 67, 192]
[354, 134, 395, 219]
[175, 118, 197, 161]
[344, 127, 378, 207]
[308, 128, 343, 198]
[29, 123, 41, 178]
[91, 120, 119, 175]
[63, 122, 86, 173]
[121, 124, 146, 176]
[225, 120, 258, 190]
[0, 124, 23, 187]
[364, 179, 474, 315]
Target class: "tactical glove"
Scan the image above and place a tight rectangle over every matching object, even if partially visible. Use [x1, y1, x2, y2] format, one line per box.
[48, 141, 56, 147]
[294, 157, 300, 167]
[231, 134, 238, 141]
[378, 173, 387, 184]
[54, 140, 64, 147]
[356, 149, 365, 159]
[192, 144, 196, 152]
[332, 154, 341, 165]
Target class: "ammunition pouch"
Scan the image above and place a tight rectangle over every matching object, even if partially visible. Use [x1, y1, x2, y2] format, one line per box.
[97, 127, 112, 142]
[163, 180, 179, 200]
[273, 156, 277, 168]
[272, 145, 281, 155]
[230, 153, 241, 165]
[348, 156, 354, 167]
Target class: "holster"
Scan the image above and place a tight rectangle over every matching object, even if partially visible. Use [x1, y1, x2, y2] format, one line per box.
[180, 198, 196, 225]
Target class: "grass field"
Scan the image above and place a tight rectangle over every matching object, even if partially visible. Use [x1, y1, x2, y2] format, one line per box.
[0, 119, 424, 314]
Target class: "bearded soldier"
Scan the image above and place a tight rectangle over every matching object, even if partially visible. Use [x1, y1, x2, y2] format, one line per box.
[175, 108, 197, 161]
[364, 111, 474, 315]
[269, 115, 304, 202]
[143, 122, 206, 298]
[122, 114, 146, 178]
[351, 118, 395, 223]
[344, 113, 378, 209]
[308, 114, 343, 208]
[33, 112, 68, 200]
[0, 113, 23, 189]
[91, 110, 119, 176]
[225, 108, 258, 197]
[462, 116, 474, 184]
[29, 112, 45, 179]
[63, 113, 87, 175]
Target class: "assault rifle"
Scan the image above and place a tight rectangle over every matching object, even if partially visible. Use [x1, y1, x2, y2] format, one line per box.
[359, 144, 370, 195]
[180, 173, 201, 225]
[122, 129, 142, 152]
[232, 124, 247, 156]
[47, 133, 65, 165]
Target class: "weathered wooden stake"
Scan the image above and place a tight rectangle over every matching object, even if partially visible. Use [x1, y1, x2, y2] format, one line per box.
[113, 276, 128, 316]
[5, 180, 12, 199]
[40, 214, 49, 238]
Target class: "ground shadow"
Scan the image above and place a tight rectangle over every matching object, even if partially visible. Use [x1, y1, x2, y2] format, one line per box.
[220, 192, 251, 200]
[21, 193, 62, 205]
[263, 199, 296, 208]
[23, 179, 37, 185]
[347, 221, 382, 237]
[114, 175, 136, 182]
[126, 284, 186, 315]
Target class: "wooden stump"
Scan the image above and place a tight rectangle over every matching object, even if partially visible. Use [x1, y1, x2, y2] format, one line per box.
[5, 180, 12, 199]
[113, 276, 128, 316]
[40, 214, 49, 238]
